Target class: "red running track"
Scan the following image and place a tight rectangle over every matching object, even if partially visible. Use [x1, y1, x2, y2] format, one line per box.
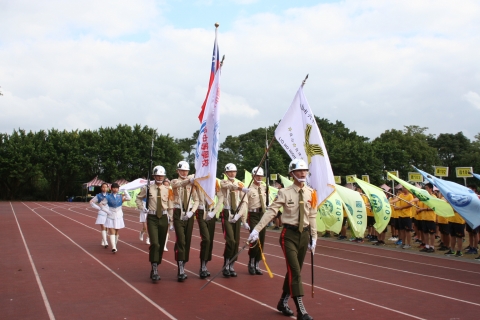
[1, 202, 480, 319]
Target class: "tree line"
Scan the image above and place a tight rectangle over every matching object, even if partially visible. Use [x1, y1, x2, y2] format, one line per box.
[1, 119, 479, 200]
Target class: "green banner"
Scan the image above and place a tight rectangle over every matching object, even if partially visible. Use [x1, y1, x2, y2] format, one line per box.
[279, 173, 294, 188]
[387, 172, 454, 217]
[354, 177, 391, 233]
[122, 189, 140, 208]
[335, 184, 367, 238]
[317, 190, 343, 233]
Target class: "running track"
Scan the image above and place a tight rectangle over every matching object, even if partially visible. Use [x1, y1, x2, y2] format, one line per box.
[2, 202, 480, 319]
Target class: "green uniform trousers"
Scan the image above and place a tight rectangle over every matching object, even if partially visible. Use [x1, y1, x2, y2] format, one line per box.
[247, 211, 266, 261]
[147, 214, 169, 264]
[173, 208, 195, 262]
[279, 227, 309, 297]
[196, 209, 216, 261]
[221, 209, 241, 261]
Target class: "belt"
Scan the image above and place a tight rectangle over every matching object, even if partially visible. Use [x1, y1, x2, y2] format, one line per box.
[198, 205, 204, 210]
[283, 224, 310, 232]
[148, 210, 168, 216]
[223, 205, 231, 210]
[249, 208, 262, 213]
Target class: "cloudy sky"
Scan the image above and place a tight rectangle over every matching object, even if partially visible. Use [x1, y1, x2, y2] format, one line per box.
[1, 0, 479, 142]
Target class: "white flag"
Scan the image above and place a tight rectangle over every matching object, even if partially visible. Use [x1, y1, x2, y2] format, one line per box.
[194, 67, 221, 204]
[275, 86, 335, 206]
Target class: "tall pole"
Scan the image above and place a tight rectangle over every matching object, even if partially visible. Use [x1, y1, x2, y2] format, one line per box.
[265, 128, 270, 207]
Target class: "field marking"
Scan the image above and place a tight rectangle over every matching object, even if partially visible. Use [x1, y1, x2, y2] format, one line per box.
[9, 202, 56, 320]
[29, 202, 285, 317]
[22, 202, 177, 320]
[36, 202, 432, 319]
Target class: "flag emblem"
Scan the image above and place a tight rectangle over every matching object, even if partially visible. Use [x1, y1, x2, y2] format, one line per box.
[304, 124, 324, 164]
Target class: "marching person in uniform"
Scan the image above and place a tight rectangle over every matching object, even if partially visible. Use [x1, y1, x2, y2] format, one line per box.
[105, 183, 131, 253]
[248, 159, 317, 320]
[90, 182, 110, 248]
[217, 163, 249, 278]
[135, 165, 173, 282]
[171, 161, 199, 282]
[246, 166, 267, 275]
[196, 179, 221, 279]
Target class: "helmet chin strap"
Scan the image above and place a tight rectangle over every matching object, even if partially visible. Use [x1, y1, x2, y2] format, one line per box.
[291, 172, 306, 183]
[154, 177, 164, 184]
[254, 178, 262, 184]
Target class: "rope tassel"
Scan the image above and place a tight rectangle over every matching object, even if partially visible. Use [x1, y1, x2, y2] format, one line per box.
[258, 241, 273, 278]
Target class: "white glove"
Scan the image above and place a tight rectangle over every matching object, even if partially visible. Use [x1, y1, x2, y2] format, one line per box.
[206, 211, 216, 221]
[242, 187, 250, 194]
[243, 223, 250, 230]
[189, 178, 195, 184]
[229, 213, 242, 223]
[90, 202, 101, 211]
[123, 191, 131, 201]
[248, 229, 259, 243]
[169, 224, 174, 231]
[141, 207, 149, 214]
[308, 239, 317, 253]
[186, 211, 194, 219]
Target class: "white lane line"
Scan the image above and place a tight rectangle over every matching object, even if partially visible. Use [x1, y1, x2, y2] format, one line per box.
[30, 203, 284, 317]
[9, 202, 56, 320]
[43, 203, 427, 319]
[57, 203, 480, 282]
[22, 202, 177, 320]
[58, 203, 480, 294]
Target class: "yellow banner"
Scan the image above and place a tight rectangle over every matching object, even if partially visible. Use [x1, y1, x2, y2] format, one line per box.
[434, 166, 448, 177]
[456, 167, 473, 178]
[408, 172, 423, 183]
[270, 174, 277, 181]
[362, 175, 370, 183]
[386, 171, 398, 181]
[334, 176, 341, 184]
[346, 175, 357, 183]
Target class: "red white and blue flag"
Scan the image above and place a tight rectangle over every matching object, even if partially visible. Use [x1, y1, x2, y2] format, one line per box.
[198, 26, 220, 123]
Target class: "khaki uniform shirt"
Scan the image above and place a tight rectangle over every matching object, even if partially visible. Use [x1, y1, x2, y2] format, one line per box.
[171, 174, 199, 213]
[216, 178, 247, 223]
[247, 182, 266, 211]
[135, 183, 173, 219]
[254, 184, 318, 242]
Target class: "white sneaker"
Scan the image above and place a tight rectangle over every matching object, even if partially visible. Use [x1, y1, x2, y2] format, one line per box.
[388, 237, 394, 241]
[403, 244, 411, 249]
[139, 230, 145, 241]
[145, 237, 150, 245]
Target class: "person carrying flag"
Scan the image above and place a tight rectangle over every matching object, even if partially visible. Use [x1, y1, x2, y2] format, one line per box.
[135, 165, 172, 282]
[248, 159, 317, 320]
[217, 163, 249, 278]
[171, 161, 199, 282]
[196, 179, 221, 279]
[246, 166, 266, 275]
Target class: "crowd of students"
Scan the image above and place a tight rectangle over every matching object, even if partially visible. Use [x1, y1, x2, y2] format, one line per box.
[330, 183, 480, 260]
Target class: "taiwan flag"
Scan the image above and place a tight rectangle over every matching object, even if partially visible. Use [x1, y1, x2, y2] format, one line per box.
[198, 25, 220, 123]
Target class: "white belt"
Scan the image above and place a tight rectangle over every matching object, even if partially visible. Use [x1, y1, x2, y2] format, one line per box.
[148, 210, 168, 215]
[198, 205, 204, 210]
[249, 208, 262, 213]
[223, 206, 231, 210]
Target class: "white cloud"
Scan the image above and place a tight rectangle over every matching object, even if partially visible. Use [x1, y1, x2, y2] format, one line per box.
[463, 91, 480, 110]
[1, 0, 480, 141]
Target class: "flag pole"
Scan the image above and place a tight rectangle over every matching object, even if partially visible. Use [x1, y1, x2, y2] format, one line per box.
[301, 74, 309, 87]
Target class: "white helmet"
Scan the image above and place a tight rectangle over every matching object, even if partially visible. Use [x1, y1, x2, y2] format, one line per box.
[177, 161, 190, 171]
[289, 159, 308, 173]
[225, 163, 237, 172]
[152, 165, 166, 176]
[252, 167, 264, 176]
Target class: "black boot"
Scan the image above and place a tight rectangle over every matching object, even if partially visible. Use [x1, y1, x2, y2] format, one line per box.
[248, 257, 256, 275]
[150, 263, 160, 282]
[255, 260, 263, 275]
[205, 261, 211, 277]
[229, 261, 237, 277]
[222, 258, 231, 278]
[177, 261, 187, 282]
[277, 292, 294, 316]
[293, 296, 313, 320]
[199, 260, 208, 279]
